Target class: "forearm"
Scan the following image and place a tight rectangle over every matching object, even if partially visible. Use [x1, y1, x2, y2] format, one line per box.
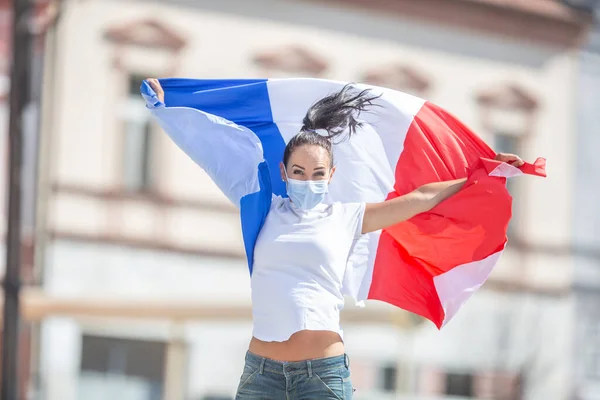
[362, 178, 467, 234]
[415, 178, 467, 208]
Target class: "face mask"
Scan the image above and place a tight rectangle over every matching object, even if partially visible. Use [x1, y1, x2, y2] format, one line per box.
[284, 170, 329, 210]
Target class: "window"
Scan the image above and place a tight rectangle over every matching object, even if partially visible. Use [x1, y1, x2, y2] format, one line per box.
[381, 365, 398, 392]
[479, 371, 523, 400]
[445, 372, 474, 397]
[122, 75, 155, 192]
[494, 133, 520, 192]
[79, 335, 166, 400]
[494, 132, 521, 235]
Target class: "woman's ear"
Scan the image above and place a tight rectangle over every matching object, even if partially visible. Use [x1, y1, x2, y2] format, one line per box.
[280, 162, 287, 182]
[328, 166, 336, 184]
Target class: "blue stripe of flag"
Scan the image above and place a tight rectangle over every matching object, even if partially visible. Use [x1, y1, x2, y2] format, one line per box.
[160, 78, 287, 197]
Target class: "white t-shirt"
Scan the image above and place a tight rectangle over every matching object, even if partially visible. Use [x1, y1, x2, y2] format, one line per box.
[251, 195, 366, 342]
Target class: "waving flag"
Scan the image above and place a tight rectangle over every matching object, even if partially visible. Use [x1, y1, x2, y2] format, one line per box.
[141, 78, 545, 329]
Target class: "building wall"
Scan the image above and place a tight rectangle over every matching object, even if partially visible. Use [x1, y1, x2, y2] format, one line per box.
[573, 20, 600, 400]
[50, 0, 577, 280]
[37, 0, 585, 399]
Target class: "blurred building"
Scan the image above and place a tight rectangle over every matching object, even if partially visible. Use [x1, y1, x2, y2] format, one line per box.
[0, 0, 595, 399]
[573, 2, 600, 399]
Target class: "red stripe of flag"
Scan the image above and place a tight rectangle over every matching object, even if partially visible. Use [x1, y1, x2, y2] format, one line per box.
[368, 102, 546, 328]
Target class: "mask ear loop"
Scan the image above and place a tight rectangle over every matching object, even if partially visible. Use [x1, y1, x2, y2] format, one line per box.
[283, 167, 289, 182]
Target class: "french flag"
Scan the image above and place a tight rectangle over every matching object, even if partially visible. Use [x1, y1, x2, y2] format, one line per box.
[141, 78, 546, 329]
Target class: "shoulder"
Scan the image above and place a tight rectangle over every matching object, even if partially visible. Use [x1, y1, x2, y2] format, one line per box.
[270, 194, 289, 210]
[332, 202, 366, 238]
[328, 201, 366, 221]
[335, 201, 366, 214]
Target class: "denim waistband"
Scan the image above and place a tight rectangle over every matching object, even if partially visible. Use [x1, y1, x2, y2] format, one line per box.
[245, 351, 349, 376]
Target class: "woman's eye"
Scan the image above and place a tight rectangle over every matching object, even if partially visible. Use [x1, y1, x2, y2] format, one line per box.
[314, 172, 325, 177]
[293, 170, 303, 175]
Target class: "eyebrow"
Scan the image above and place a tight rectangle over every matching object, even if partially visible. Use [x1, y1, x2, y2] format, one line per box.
[291, 164, 305, 170]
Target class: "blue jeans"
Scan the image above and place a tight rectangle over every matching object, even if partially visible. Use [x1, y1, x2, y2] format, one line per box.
[235, 351, 354, 399]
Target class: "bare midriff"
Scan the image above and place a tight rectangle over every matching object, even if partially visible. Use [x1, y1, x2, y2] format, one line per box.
[248, 330, 345, 362]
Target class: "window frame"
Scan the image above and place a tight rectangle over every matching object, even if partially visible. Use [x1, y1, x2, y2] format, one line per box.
[121, 73, 157, 193]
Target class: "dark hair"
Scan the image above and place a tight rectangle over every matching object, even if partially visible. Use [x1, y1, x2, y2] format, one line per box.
[282, 84, 380, 168]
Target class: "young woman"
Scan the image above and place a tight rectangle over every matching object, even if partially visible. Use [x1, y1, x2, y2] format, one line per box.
[146, 79, 523, 400]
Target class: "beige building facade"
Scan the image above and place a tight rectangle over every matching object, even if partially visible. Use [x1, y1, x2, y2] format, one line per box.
[0, 0, 593, 399]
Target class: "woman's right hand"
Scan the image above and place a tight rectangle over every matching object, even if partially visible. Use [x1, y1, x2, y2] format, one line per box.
[147, 78, 165, 103]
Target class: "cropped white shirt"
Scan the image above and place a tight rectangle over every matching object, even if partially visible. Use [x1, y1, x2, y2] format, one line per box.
[251, 195, 366, 342]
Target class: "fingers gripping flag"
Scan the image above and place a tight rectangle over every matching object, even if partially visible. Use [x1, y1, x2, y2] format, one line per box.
[141, 78, 546, 329]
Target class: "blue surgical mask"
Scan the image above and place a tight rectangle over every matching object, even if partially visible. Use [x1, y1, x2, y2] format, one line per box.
[284, 171, 329, 210]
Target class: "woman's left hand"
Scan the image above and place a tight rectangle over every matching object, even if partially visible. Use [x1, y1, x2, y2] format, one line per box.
[495, 153, 524, 168]
[147, 78, 165, 104]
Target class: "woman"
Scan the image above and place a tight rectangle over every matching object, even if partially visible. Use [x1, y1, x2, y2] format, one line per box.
[147, 79, 523, 400]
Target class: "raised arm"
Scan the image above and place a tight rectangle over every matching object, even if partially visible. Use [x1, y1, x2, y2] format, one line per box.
[361, 153, 524, 234]
[141, 78, 266, 207]
[362, 178, 466, 233]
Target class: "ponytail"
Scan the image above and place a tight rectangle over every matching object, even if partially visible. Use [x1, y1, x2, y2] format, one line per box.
[283, 84, 380, 167]
[302, 83, 380, 140]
